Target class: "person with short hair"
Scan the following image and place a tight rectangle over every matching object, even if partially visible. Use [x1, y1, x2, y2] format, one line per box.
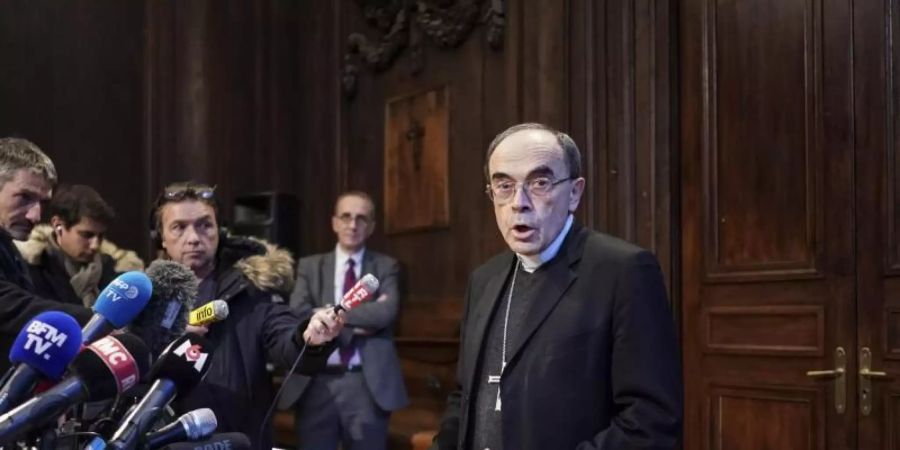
[281, 191, 408, 450]
[431, 123, 682, 450]
[151, 181, 345, 449]
[0, 137, 91, 373]
[15, 184, 144, 307]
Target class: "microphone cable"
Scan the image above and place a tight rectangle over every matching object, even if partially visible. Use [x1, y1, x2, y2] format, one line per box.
[256, 337, 310, 446]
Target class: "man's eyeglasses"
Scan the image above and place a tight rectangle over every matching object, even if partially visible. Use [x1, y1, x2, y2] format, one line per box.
[336, 213, 373, 226]
[485, 177, 573, 202]
[163, 185, 216, 202]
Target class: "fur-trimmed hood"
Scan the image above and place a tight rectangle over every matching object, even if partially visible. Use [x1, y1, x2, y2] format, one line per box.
[15, 224, 145, 272]
[214, 234, 296, 296]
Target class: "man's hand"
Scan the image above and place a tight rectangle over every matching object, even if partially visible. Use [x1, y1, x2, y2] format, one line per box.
[302, 308, 346, 346]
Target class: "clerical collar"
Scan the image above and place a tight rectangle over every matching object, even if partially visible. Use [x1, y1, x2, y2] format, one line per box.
[517, 214, 574, 273]
[335, 244, 365, 268]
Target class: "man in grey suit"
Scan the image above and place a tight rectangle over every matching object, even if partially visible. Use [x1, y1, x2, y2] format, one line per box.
[281, 191, 409, 450]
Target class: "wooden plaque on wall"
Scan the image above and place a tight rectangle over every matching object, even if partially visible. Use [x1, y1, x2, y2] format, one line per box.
[384, 87, 450, 234]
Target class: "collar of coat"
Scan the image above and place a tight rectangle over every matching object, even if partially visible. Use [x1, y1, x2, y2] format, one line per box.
[154, 233, 296, 300]
[15, 224, 145, 272]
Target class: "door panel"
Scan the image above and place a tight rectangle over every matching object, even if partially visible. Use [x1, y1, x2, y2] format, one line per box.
[681, 0, 856, 448]
[855, 0, 900, 448]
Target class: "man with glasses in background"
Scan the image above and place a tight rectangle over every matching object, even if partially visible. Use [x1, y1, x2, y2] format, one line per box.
[151, 181, 345, 449]
[281, 191, 407, 450]
[430, 123, 682, 450]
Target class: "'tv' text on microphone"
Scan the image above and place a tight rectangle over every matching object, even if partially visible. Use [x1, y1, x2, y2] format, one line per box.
[82, 271, 154, 344]
[0, 311, 82, 414]
[0, 333, 151, 442]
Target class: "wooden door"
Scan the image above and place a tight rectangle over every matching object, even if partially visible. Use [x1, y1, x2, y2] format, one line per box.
[855, 0, 900, 448]
[681, 0, 856, 448]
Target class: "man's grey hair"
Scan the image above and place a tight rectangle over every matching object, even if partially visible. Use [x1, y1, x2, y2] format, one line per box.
[484, 123, 582, 182]
[0, 138, 57, 187]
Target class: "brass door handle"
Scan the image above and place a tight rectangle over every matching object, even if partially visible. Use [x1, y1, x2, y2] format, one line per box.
[859, 368, 889, 379]
[806, 368, 844, 378]
[859, 347, 891, 416]
[806, 347, 846, 414]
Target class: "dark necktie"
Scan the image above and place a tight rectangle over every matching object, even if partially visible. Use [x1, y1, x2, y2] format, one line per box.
[339, 259, 357, 366]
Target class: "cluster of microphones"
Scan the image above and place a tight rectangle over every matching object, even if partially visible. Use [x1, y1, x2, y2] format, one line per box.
[0, 259, 382, 450]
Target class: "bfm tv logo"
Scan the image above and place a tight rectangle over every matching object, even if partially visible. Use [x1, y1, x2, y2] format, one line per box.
[174, 339, 209, 372]
[24, 320, 70, 360]
[103, 278, 140, 302]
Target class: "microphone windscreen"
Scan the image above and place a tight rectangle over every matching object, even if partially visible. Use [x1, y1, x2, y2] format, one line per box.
[92, 271, 154, 328]
[160, 432, 250, 450]
[9, 312, 82, 380]
[182, 408, 217, 439]
[71, 333, 152, 400]
[128, 261, 198, 357]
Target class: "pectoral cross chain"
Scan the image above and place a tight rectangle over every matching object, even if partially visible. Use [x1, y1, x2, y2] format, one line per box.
[489, 261, 519, 413]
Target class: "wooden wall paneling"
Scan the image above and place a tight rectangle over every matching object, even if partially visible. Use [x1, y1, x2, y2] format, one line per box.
[144, 0, 174, 257]
[567, 0, 676, 298]
[520, 0, 567, 126]
[263, 0, 301, 197]
[295, 1, 343, 257]
[566, 0, 597, 231]
[0, 0, 147, 256]
[338, 0, 491, 317]
[479, 0, 522, 260]
[604, 0, 638, 244]
[145, 0, 308, 256]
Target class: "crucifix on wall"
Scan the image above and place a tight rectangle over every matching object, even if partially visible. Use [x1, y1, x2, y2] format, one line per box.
[405, 120, 425, 172]
[384, 86, 450, 234]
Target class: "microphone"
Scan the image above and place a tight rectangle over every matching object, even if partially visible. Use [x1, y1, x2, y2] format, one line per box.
[254, 275, 381, 445]
[158, 433, 250, 450]
[83, 272, 154, 344]
[0, 312, 82, 414]
[128, 261, 199, 358]
[144, 408, 216, 450]
[0, 333, 151, 442]
[334, 274, 380, 313]
[104, 333, 214, 449]
[187, 300, 228, 327]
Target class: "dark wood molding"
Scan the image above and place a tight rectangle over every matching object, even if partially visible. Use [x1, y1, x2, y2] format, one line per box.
[341, 0, 506, 98]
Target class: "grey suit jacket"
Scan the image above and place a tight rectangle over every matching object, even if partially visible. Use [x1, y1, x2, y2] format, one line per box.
[278, 249, 409, 412]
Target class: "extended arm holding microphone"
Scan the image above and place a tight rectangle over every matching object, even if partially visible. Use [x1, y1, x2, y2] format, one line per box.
[258, 298, 340, 375]
[341, 259, 400, 333]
